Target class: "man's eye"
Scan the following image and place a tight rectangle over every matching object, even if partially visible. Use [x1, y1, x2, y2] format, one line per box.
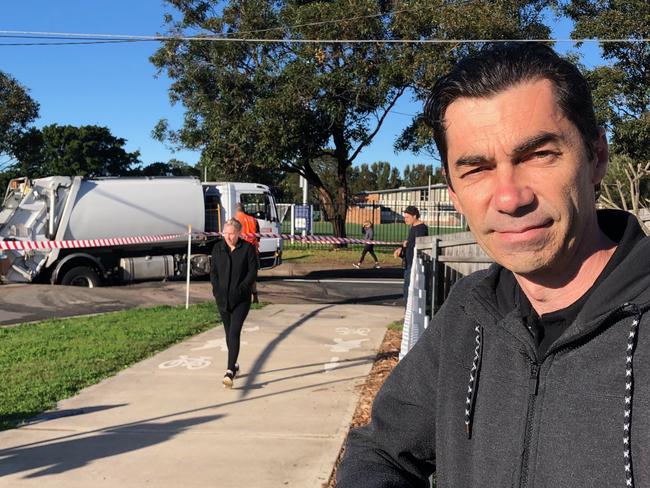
[461, 166, 488, 178]
[530, 150, 559, 160]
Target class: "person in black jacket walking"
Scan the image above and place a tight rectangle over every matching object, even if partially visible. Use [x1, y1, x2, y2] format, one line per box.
[210, 218, 258, 388]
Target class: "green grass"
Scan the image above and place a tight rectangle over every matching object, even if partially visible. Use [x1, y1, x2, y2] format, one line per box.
[0, 301, 235, 430]
[282, 247, 403, 265]
[387, 320, 404, 331]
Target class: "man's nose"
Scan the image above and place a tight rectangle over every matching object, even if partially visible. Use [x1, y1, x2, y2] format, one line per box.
[492, 167, 534, 214]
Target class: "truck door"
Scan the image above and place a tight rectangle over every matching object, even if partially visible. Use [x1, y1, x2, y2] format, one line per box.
[238, 190, 281, 268]
[203, 186, 222, 233]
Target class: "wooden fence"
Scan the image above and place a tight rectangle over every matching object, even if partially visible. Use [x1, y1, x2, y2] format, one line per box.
[416, 232, 493, 314]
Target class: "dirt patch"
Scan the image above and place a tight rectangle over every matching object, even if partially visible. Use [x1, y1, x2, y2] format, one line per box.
[324, 328, 402, 487]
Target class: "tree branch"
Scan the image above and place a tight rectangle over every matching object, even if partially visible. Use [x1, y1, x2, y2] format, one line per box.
[348, 87, 406, 163]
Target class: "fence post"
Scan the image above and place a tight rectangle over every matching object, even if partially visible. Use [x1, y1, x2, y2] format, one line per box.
[431, 237, 440, 315]
[290, 204, 295, 244]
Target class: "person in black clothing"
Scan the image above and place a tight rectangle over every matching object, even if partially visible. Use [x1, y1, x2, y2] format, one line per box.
[210, 218, 258, 388]
[393, 205, 428, 302]
[353, 221, 380, 269]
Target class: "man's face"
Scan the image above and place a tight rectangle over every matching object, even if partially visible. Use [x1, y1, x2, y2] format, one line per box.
[445, 79, 608, 277]
[223, 224, 240, 248]
[403, 213, 416, 226]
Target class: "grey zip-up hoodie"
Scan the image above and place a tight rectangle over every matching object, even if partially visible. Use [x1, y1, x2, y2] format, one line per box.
[337, 210, 650, 487]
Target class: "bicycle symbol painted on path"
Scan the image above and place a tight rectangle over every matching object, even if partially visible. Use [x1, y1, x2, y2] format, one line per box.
[158, 355, 212, 370]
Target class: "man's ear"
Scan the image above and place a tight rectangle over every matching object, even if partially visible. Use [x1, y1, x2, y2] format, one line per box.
[448, 184, 464, 215]
[591, 128, 609, 185]
[445, 167, 464, 215]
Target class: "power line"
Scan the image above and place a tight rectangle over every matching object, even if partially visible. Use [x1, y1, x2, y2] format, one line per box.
[0, 31, 647, 45]
[0, 38, 146, 47]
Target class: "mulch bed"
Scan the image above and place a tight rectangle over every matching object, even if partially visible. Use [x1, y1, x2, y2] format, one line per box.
[324, 328, 402, 487]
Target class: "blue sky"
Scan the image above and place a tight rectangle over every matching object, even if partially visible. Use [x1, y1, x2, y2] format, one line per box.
[1, 1, 604, 174]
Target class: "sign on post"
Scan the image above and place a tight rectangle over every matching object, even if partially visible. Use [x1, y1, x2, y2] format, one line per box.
[294, 204, 312, 236]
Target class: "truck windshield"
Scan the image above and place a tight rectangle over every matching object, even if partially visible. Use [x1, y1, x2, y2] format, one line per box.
[240, 193, 276, 222]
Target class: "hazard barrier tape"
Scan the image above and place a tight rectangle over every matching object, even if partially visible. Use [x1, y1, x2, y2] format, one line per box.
[0, 232, 402, 251]
[0, 233, 185, 251]
[199, 232, 402, 246]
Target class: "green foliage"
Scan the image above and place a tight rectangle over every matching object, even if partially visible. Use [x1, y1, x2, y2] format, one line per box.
[402, 163, 444, 187]
[0, 301, 220, 430]
[11, 124, 141, 178]
[564, 0, 649, 165]
[138, 159, 201, 177]
[0, 71, 39, 166]
[387, 319, 404, 331]
[152, 0, 409, 237]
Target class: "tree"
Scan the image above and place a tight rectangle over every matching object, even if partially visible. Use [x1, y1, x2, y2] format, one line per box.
[12, 124, 141, 178]
[599, 155, 650, 234]
[372, 161, 401, 190]
[563, 0, 649, 222]
[138, 159, 201, 177]
[348, 161, 402, 194]
[0, 71, 39, 169]
[403, 163, 434, 187]
[153, 0, 551, 237]
[152, 0, 409, 238]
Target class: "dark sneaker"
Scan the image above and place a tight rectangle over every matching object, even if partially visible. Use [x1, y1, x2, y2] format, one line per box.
[222, 370, 234, 388]
[234, 363, 240, 377]
[352, 263, 360, 269]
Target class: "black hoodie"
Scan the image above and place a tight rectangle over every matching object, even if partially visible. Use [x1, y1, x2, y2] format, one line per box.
[337, 210, 650, 487]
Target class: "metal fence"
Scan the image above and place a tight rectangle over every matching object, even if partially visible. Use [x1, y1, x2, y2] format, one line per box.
[401, 233, 493, 358]
[278, 202, 467, 249]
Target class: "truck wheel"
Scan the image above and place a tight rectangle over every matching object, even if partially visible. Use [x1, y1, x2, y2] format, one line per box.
[60, 266, 101, 288]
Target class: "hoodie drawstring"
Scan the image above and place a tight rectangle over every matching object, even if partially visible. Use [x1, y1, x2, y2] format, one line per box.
[624, 306, 642, 488]
[464, 324, 483, 438]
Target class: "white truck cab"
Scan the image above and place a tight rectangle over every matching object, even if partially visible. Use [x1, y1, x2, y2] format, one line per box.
[203, 181, 282, 269]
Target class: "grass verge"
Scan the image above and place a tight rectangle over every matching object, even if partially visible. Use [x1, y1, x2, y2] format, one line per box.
[282, 247, 402, 266]
[387, 319, 404, 331]
[0, 301, 236, 430]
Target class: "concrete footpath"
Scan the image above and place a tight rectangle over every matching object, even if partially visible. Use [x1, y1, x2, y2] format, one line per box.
[0, 304, 404, 487]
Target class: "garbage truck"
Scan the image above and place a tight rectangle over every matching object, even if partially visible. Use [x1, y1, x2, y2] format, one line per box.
[0, 175, 282, 286]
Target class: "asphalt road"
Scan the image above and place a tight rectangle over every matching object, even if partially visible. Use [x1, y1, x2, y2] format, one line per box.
[0, 276, 404, 326]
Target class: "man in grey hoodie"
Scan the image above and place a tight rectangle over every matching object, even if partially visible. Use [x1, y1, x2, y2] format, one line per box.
[336, 42, 650, 487]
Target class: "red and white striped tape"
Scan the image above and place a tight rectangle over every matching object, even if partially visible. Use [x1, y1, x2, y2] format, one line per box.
[0, 232, 401, 251]
[0, 233, 185, 251]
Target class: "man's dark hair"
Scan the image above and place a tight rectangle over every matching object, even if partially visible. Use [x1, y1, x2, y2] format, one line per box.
[424, 42, 599, 175]
[403, 205, 420, 219]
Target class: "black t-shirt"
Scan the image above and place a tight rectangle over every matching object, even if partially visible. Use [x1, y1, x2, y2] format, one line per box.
[405, 223, 428, 269]
[495, 213, 643, 358]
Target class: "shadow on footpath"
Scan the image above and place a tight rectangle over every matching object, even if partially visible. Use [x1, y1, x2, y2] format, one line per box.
[0, 368, 367, 479]
[0, 414, 224, 479]
[236, 354, 376, 391]
[15, 404, 128, 428]
[238, 304, 334, 398]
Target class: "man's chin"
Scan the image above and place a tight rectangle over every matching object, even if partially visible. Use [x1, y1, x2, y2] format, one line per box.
[491, 251, 554, 276]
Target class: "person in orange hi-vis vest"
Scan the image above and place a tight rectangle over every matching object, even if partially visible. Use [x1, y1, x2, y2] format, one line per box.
[235, 203, 260, 303]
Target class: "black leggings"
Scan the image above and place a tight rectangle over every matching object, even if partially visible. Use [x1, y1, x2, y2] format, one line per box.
[218, 301, 251, 371]
[359, 244, 378, 263]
